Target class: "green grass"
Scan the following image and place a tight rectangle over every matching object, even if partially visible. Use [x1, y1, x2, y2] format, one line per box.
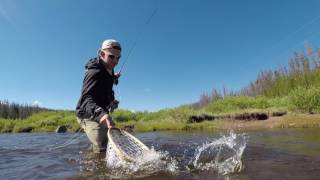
[288, 86, 320, 113]
[0, 111, 79, 133]
[204, 96, 289, 114]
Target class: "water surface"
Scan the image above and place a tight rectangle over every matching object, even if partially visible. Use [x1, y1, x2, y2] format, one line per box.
[0, 128, 320, 179]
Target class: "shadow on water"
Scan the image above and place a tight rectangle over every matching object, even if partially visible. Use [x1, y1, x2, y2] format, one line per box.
[0, 128, 320, 179]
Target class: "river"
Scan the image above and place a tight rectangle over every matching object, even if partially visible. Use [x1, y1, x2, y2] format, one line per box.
[0, 128, 320, 179]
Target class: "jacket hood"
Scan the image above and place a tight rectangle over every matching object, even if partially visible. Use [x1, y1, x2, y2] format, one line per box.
[85, 57, 103, 70]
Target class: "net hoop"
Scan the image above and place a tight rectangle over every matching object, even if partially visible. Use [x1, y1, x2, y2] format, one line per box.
[107, 127, 150, 162]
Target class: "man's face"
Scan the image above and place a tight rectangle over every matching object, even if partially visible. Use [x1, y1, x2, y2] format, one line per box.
[101, 48, 121, 69]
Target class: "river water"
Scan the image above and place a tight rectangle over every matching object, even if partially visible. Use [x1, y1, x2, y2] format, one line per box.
[0, 128, 320, 180]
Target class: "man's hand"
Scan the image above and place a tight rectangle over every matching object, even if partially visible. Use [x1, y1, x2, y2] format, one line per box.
[114, 72, 121, 85]
[99, 114, 115, 129]
[114, 72, 121, 79]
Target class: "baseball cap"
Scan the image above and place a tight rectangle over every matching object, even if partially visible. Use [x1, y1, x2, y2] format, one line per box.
[101, 39, 122, 51]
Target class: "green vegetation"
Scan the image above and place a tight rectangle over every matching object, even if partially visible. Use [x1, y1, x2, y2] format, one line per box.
[289, 86, 320, 113]
[0, 111, 79, 133]
[205, 96, 288, 114]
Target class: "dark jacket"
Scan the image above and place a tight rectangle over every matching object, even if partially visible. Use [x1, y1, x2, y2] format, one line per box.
[76, 57, 117, 122]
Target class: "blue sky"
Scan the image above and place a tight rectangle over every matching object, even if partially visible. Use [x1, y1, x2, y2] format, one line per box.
[1, 0, 320, 111]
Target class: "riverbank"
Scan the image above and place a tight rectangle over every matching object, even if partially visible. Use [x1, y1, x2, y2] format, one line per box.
[116, 113, 320, 132]
[209, 113, 320, 131]
[0, 111, 80, 133]
[1, 110, 320, 133]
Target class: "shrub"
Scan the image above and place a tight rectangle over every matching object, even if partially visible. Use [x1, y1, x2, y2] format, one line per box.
[113, 109, 137, 122]
[289, 86, 320, 113]
[206, 96, 273, 113]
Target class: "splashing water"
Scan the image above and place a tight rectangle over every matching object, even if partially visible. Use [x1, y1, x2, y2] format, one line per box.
[97, 131, 246, 178]
[191, 131, 247, 175]
[105, 145, 178, 179]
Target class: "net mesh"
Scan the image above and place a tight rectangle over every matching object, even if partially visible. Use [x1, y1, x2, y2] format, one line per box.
[109, 128, 148, 160]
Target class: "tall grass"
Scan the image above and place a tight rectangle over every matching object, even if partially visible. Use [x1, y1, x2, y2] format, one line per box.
[113, 106, 197, 123]
[193, 44, 320, 114]
[205, 96, 289, 114]
[289, 86, 320, 113]
[241, 44, 320, 97]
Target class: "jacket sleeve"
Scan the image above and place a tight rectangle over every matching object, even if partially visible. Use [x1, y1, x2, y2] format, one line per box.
[81, 69, 108, 122]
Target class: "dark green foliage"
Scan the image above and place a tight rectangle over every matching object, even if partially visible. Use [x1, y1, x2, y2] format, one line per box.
[0, 100, 48, 119]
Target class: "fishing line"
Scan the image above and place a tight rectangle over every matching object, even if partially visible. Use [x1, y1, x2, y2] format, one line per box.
[270, 30, 320, 62]
[270, 14, 320, 50]
[114, 6, 158, 106]
[260, 13, 320, 62]
[119, 7, 158, 74]
[48, 128, 84, 150]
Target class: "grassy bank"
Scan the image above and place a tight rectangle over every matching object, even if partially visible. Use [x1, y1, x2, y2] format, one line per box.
[1, 87, 320, 133]
[1, 108, 320, 133]
[1, 86, 320, 133]
[0, 111, 79, 133]
[115, 112, 320, 132]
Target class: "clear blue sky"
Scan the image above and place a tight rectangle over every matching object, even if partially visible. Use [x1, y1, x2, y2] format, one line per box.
[1, 0, 320, 111]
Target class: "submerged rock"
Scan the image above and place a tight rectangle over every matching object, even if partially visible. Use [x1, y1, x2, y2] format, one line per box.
[55, 125, 69, 133]
[20, 127, 33, 133]
[124, 125, 135, 133]
[188, 112, 269, 123]
[188, 114, 215, 123]
[251, 112, 268, 120]
[234, 112, 268, 121]
[272, 111, 287, 117]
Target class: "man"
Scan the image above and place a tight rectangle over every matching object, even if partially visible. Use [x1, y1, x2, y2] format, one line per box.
[76, 39, 121, 153]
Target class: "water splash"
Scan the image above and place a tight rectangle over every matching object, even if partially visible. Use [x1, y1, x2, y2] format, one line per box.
[105, 145, 178, 179]
[191, 131, 247, 175]
[88, 131, 246, 178]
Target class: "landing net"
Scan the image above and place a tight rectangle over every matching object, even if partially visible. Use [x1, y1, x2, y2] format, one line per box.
[107, 128, 150, 162]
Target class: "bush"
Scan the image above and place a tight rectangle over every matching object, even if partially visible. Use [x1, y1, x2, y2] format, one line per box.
[204, 95, 293, 113]
[268, 96, 290, 108]
[205, 96, 274, 113]
[113, 109, 137, 122]
[289, 86, 320, 113]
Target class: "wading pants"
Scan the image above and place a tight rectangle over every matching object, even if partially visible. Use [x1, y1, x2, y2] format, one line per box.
[76, 117, 108, 153]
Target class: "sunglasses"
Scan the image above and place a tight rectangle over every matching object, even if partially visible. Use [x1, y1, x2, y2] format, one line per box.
[108, 54, 121, 60]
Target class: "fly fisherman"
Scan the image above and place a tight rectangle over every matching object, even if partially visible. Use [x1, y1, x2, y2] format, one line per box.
[76, 39, 121, 153]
